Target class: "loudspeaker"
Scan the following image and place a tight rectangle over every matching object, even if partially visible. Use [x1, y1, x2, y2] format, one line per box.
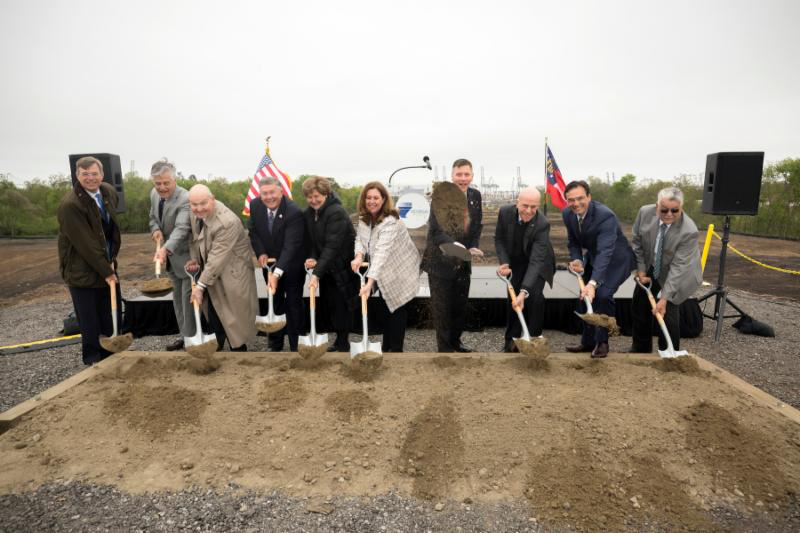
[701, 152, 763, 216]
[69, 153, 126, 213]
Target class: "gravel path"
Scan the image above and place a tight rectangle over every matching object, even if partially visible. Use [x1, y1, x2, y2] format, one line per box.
[1, 291, 799, 532]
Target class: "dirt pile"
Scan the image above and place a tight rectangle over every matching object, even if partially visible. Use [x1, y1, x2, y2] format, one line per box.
[341, 360, 383, 382]
[399, 395, 465, 500]
[507, 355, 550, 373]
[325, 390, 378, 421]
[652, 355, 704, 375]
[684, 401, 797, 505]
[103, 383, 208, 436]
[258, 375, 308, 411]
[431, 355, 484, 370]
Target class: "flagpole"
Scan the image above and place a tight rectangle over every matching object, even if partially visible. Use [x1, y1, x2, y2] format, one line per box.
[543, 137, 548, 216]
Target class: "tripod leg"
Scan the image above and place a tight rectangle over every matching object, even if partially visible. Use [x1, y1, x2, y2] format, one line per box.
[714, 290, 728, 342]
[724, 297, 746, 318]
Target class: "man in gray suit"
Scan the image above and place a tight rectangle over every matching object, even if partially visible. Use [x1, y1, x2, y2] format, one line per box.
[630, 186, 702, 352]
[149, 158, 194, 350]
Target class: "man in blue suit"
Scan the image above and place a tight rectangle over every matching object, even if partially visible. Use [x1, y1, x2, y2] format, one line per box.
[562, 180, 635, 358]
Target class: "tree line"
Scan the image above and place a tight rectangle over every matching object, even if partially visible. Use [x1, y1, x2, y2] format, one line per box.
[1, 158, 798, 240]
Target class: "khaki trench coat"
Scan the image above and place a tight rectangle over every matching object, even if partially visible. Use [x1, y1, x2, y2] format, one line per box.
[190, 200, 258, 348]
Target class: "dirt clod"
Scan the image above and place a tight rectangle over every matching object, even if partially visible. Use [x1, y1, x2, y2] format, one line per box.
[258, 376, 308, 411]
[325, 390, 378, 421]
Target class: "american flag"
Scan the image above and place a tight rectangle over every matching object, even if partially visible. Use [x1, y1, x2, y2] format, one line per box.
[243, 148, 292, 216]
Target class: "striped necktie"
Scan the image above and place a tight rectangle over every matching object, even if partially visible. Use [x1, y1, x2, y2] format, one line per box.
[653, 224, 668, 279]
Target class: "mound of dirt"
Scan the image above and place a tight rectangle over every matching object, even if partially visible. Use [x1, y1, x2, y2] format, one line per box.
[568, 360, 609, 375]
[325, 390, 378, 421]
[399, 395, 465, 500]
[186, 354, 220, 375]
[341, 361, 383, 383]
[507, 355, 550, 373]
[652, 355, 703, 375]
[103, 383, 208, 436]
[525, 439, 712, 531]
[683, 401, 795, 504]
[258, 376, 308, 411]
[431, 356, 484, 370]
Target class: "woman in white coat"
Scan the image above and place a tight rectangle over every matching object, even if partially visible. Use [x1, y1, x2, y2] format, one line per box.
[351, 181, 420, 352]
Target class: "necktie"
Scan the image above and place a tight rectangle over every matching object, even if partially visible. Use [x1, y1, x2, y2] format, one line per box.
[94, 192, 108, 222]
[158, 197, 165, 222]
[197, 219, 204, 233]
[577, 215, 583, 234]
[653, 224, 668, 279]
[268, 210, 275, 232]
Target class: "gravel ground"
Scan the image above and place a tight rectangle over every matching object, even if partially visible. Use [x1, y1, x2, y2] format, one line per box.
[1, 290, 799, 532]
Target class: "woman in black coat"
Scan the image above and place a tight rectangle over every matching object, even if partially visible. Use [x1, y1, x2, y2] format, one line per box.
[303, 176, 358, 351]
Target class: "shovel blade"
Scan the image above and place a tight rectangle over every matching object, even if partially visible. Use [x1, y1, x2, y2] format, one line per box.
[256, 315, 287, 333]
[99, 333, 133, 353]
[658, 348, 689, 359]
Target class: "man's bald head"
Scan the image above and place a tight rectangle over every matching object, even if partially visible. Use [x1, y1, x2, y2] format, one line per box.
[189, 184, 216, 220]
[516, 187, 541, 223]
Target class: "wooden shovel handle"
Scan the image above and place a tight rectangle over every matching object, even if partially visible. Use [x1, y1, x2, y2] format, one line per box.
[644, 287, 666, 323]
[154, 238, 163, 276]
[361, 291, 368, 315]
[575, 275, 586, 292]
[507, 284, 520, 312]
[309, 285, 316, 311]
[108, 278, 117, 311]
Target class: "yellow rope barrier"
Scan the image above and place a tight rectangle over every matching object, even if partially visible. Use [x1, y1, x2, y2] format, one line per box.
[701, 224, 714, 273]
[710, 230, 800, 275]
[0, 334, 81, 351]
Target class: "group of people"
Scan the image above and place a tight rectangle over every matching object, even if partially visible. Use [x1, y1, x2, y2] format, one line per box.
[57, 156, 701, 365]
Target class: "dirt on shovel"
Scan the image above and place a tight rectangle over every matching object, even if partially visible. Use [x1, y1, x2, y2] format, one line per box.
[514, 336, 550, 359]
[577, 312, 620, 336]
[99, 332, 133, 353]
[298, 343, 328, 361]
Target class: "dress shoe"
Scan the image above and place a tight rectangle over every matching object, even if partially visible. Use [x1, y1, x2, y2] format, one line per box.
[502, 340, 519, 353]
[454, 342, 473, 353]
[231, 344, 248, 352]
[268, 343, 284, 352]
[565, 344, 594, 353]
[166, 339, 184, 351]
[591, 342, 609, 358]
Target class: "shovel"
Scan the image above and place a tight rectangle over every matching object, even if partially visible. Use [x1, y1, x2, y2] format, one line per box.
[99, 275, 133, 353]
[635, 278, 688, 359]
[298, 266, 329, 360]
[568, 265, 620, 336]
[183, 266, 218, 357]
[350, 263, 382, 364]
[496, 270, 549, 359]
[255, 258, 287, 334]
[140, 237, 173, 296]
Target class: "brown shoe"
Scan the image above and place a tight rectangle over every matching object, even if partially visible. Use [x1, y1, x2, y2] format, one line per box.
[566, 344, 594, 353]
[591, 342, 609, 358]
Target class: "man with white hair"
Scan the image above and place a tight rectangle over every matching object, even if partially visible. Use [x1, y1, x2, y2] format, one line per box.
[185, 184, 258, 351]
[148, 158, 193, 350]
[494, 187, 555, 352]
[629, 186, 702, 353]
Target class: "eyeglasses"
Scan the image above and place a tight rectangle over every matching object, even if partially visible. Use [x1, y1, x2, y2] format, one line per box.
[660, 208, 680, 214]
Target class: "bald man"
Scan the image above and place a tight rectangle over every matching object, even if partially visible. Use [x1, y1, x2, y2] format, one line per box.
[185, 185, 258, 351]
[494, 188, 555, 352]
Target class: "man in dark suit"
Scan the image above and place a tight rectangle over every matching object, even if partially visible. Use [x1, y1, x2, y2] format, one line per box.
[57, 156, 122, 365]
[562, 180, 635, 358]
[248, 176, 305, 351]
[495, 187, 555, 352]
[421, 158, 483, 352]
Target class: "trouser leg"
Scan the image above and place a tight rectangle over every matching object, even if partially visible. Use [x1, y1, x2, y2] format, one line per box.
[323, 275, 351, 350]
[631, 283, 654, 352]
[658, 300, 681, 351]
[170, 272, 195, 338]
[428, 274, 453, 352]
[69, 286, 113, 364]
[381, 297, 408, 352]
[206, 295, 228, 350]
[449, 270, 470, 346]
[525, 277, 546, 337]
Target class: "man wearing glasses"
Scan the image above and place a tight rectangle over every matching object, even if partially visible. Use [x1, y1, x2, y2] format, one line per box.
[630, 187, 702, 353]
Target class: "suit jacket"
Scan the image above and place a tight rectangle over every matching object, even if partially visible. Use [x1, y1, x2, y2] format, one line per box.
[494, 206, 555, 292]
[563, 200, 635, 291]
[57, 182, 121, 288]
[421, 186, 483, 279]
[149, 186, 191, 277]
[631, 204, 702, 305]
[355, 215, 421, 312]
[190, 200, 258, 348]
[248, 195, 305, 280]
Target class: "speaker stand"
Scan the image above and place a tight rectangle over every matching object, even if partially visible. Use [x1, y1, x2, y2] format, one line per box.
[697, 216, 747, 342]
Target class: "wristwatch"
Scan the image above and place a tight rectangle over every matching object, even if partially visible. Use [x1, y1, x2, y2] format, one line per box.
[588, 280, 599, 287]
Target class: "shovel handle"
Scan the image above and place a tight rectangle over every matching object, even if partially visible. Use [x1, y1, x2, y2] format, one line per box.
[361, 291, 368, 315]
[155, 240, 162, 277]
[507, 285, 520, 312]
[309, 284, 316, 310]
[643, 286, 668, 327]
[108, 278, 118, 311]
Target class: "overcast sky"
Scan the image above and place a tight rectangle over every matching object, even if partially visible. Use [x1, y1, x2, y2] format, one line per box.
[2, 0, 798, 190]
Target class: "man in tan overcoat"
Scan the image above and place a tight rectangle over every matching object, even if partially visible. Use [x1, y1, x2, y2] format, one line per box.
[186, 184, 258, 351]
